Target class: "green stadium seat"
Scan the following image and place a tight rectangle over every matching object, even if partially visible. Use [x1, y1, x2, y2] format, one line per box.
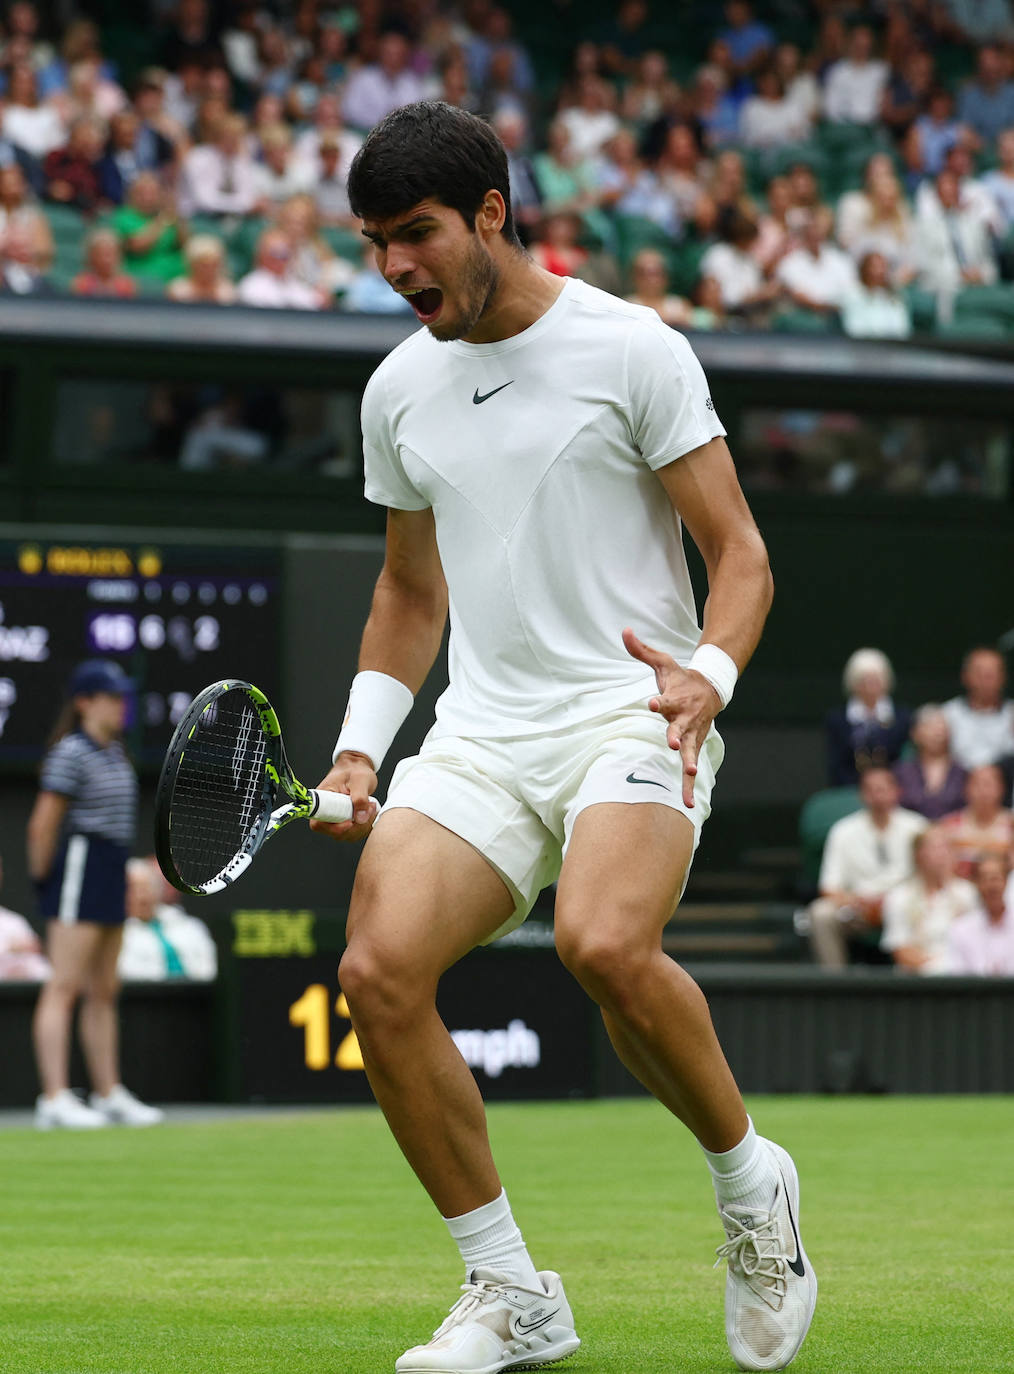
[934, 313, 1012, 340]
[224, 215, 268, 278]
[41, 202, 88, 246]
[770, 308, 841, 334]
[952, 284, 1014, 325]
[901, 286, 938, 333]
[320, 224, 366, 264]
[612, 213, 677, 272]
[799, 786, 862, 890]
[668, 240, 708, 297]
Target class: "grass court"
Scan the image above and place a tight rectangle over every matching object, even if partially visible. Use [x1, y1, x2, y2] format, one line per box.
[1, 1095, 1010, 1374]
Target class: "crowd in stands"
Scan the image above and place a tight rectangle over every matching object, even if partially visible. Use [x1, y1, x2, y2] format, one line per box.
[1, 0, 1014, 336]
[804, 643, 1014, 973]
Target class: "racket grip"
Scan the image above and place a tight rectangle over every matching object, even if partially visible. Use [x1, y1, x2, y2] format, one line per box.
[310, 789, 376, 824]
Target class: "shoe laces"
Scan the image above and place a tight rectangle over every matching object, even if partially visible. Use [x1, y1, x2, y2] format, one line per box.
[714, 1211, 788, 1302]
[431, 1278, 507, 1338]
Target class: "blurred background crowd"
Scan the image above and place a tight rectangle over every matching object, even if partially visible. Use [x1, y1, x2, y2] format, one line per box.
[2, 0, 1014, 337]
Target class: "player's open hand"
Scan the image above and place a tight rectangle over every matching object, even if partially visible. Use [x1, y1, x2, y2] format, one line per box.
[622, 627, 722, 808]
[310, 751, 379, 842]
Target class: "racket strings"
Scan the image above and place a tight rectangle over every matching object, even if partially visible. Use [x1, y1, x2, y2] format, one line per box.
[169, 693, 272, 886]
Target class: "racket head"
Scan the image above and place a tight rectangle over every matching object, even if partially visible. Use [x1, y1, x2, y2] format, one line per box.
[155, 679, 297, 896]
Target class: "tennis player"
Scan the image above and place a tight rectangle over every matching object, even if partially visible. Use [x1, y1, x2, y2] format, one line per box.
[313, 101, 816, 1373]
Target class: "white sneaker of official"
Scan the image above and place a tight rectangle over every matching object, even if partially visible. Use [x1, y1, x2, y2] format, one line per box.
[714, 1140, 818, 1371]
[35, 1089, 108, 1131]
[395, 1269, 580, 1374]
[89, 1085, 165, 1127]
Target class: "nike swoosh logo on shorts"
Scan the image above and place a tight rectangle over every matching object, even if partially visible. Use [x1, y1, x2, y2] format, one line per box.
[625, 772, 671, 790]
[780, 1181, 806, 1278]
[472, 381, 513, 404]
[514, 1307, 560, 1334]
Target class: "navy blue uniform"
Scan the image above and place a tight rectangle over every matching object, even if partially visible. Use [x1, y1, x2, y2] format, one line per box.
[37, 732, 137, 926]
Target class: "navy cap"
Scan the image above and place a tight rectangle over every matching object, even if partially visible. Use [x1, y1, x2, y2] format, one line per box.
[68, 660, 134, 698]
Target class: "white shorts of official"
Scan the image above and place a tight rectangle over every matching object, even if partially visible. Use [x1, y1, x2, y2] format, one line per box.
[381, 700, 725, 942]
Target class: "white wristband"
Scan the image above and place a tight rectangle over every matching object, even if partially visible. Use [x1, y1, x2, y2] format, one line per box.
[688, 643, 738, 711]
[332, 670, 414, 770]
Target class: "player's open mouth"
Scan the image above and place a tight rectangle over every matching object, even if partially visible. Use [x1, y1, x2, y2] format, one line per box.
[401, 287, 443, 323]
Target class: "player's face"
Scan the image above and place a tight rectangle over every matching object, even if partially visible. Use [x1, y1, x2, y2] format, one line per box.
[362, 199, 501, 342]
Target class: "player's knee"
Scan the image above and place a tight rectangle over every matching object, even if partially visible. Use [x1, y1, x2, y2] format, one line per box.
[555, 917, 649, 1008]
[338, 940, 429, 1032]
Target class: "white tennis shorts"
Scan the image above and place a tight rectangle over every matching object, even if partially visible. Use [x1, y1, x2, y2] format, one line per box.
[382, 699, 725, 942]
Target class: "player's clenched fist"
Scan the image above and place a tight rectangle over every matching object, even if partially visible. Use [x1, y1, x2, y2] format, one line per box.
[311, 750, 378, 840]
[622, 627, 722, 808]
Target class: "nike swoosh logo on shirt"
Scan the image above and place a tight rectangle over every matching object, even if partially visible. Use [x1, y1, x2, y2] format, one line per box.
[473, 381, 514, 405]
[626, 773, 671, 790]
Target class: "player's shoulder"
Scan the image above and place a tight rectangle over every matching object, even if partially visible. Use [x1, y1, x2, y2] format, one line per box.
[564, 277, 685, 340]
[564, 279, 705, 379]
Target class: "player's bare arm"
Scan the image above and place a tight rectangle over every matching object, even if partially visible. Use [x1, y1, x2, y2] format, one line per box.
[312, 506, 447, 839]
[625, 435, 773, 807]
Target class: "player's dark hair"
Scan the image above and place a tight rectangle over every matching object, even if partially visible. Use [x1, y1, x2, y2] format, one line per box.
[347, 101, 522, 248]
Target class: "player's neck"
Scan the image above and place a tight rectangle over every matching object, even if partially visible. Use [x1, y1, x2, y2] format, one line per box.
[463, 254, 565, 345]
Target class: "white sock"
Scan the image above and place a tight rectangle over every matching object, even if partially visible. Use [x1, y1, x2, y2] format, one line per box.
[444, 1189, 542, 1289]
[701, 1118, 778, 1208]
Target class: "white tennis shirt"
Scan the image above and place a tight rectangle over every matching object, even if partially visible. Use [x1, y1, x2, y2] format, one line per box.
[362, 276, 726, 739]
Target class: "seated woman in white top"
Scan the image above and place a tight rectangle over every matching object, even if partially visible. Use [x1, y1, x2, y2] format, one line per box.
[838, 158, 916, 283]
[738, 66, 812, 148]
[841, 251, 912, 339]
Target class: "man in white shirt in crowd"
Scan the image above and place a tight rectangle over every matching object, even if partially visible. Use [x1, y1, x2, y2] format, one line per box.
[776, 207, 857, 318]
[119, 858, 217, 982]
[179, 112, 260, 218]
[313, 133, 357, 227]
[942, 647, 1014, 772]
[823, 25, 889, 125]
[979, 126, 1014, 237]
[341, 30, 425, 133]
[251, 123, 315, 210]
[293, 93, 362, 183]
[237, 227, 325, 309]
[948, 853, 1014, 975]
[808, 766, 927, 967]
[913, 167, 1000, 293]
[559, 74, 621, 162]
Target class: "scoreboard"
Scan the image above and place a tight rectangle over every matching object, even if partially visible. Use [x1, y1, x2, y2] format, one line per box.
[0, 537, 281, 769]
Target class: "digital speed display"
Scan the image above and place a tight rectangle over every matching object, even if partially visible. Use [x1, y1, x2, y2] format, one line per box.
[0, 538, 280, 769]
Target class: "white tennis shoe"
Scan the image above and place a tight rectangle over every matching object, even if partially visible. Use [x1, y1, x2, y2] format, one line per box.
[395, 1269, 580, 1374]
[714, 1140, 818, 1371]
[89, 1085, 165, 1127]
[35, 1089, 108, 1131]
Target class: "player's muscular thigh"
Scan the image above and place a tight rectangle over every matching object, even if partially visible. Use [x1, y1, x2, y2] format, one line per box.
[346, 808, 514, 969]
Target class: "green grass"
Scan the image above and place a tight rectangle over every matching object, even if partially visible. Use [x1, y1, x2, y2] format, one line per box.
[1, 1097, 1012, 1373]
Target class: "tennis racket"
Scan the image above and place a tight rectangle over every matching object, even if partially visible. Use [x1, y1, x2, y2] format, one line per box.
[155, 679, 362, 896]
